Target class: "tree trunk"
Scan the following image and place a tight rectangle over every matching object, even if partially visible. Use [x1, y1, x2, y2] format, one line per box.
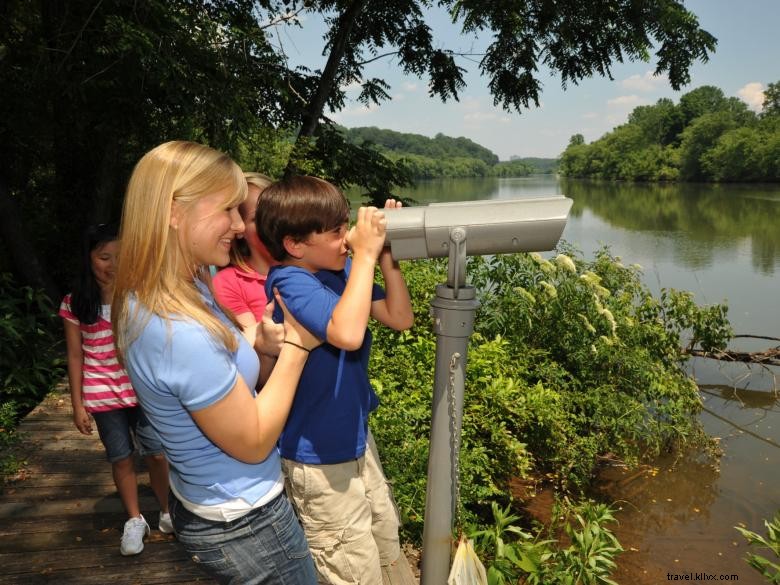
[287, 0, 368, 173]
[92, 139, 121, 224]
[0, 177, 60, 303]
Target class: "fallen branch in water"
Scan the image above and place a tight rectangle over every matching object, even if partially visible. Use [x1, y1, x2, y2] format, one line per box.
[684, 335, 780, 366]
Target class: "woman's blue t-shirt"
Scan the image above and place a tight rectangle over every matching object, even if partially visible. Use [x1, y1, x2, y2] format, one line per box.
[124, 280, 282, 506]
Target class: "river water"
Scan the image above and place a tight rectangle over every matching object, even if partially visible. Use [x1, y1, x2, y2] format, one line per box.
[353, 176, 780, 584]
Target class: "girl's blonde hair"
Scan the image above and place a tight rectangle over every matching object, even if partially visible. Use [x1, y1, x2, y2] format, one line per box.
[229, 171, 272, 274]
[113, 141, 247, 357]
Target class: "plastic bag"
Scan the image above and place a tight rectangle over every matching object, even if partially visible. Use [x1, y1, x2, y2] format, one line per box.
[447, 535, 488, 585]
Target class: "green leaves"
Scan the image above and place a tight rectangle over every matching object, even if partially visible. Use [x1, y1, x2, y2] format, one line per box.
[735, 513, 780, 584]
[370, 246, 727, 545]
[470, 500, 622, 584]
[0, 274, 64, 414]
[559, 81, 780, 182]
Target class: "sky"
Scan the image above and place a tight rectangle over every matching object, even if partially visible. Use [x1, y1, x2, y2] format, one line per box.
[276, 0, 780, 160]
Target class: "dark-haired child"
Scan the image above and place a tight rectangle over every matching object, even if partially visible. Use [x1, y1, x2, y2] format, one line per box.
[257, 176, 416, 584]
[59, 223, 171, 556]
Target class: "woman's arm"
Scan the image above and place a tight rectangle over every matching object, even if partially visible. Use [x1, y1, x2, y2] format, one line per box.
[62, 320, 92, 435]
[253, 302, 283, 387]
[190, 293, 319, 463]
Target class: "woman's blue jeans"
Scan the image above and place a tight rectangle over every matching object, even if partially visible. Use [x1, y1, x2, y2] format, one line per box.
[169, 491, 317, 584]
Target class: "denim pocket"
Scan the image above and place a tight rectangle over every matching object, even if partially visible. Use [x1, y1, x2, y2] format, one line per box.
[187, 544, 234, 572]
[271, 496, 312, 560]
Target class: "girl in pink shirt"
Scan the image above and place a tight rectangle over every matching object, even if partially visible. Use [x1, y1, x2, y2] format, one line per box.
[213, 173, 279, 386]
[60, 223, 171, 556]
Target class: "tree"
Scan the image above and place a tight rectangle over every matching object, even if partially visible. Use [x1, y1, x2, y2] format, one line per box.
[0, 0, 301, 293]
[678, 111, 738, 181]
[629, 98, 686, 146]
[701, 127, 763, 182]
[762, 81, 780, 117]
[1, 0, 718, 293]
[283, 0, 717, 178]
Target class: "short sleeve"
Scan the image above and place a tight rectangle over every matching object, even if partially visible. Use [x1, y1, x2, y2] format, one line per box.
[59, 294, 78, 325]
[267, 267, 337, 340]
[130, 317, 239, 412]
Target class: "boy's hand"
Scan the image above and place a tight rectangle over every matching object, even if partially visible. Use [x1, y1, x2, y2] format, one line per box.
[254, 301, 284, 356]
[345, 206, 386, 263]
[379, 199, 402, 268]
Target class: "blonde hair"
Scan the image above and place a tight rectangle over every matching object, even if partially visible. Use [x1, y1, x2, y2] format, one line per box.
[230, 171, 273, 274]
[113, 141, 247, 357]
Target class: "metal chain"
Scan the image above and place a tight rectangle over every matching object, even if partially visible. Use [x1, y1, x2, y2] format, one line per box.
[447, 351, 462, 533]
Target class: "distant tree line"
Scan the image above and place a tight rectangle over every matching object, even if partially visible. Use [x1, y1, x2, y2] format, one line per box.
[559, 83, 780, 182]
[342, 126, 555, 179]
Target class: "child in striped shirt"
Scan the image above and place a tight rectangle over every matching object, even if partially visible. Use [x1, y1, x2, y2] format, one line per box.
[60, 223, 171, 556]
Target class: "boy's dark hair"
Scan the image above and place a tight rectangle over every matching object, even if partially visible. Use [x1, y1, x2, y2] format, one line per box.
[71, 222, 119, 324]
[256, 175, 350, 262]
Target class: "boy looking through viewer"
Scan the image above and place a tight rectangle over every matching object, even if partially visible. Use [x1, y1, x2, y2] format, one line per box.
[257, 176, 416, 584]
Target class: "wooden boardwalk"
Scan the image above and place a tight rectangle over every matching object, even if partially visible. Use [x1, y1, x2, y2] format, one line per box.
[0, 385, 215, 584]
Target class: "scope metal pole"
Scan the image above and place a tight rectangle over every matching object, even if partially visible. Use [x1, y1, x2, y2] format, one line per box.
[420, 228, 479, 585]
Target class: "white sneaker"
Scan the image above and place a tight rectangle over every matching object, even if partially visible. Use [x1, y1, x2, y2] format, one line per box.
[158, 511, 174, 534]
[120, 515, 150, 556]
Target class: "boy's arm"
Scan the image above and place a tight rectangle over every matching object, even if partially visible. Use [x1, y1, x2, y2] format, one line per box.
[327, 206, 387, 350]
[371, 250, 414, 331]
[370, 199, 414, 331]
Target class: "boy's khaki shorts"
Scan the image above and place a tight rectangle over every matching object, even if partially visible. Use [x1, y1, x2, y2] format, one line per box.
[282, 432, 404, 585]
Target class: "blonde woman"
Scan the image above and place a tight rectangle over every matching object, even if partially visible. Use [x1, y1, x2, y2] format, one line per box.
[113, 141, 318, 585]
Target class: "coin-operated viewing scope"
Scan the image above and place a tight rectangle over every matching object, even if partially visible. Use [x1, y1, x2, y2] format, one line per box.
[383, 196, 573, 290]
[383, 196, 573, 260]
[386, 195, 574, 585]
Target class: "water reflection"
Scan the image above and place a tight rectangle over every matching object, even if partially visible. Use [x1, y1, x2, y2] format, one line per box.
[560, 178, 780, 275]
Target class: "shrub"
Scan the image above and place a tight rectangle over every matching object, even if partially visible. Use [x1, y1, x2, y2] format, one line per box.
[470, 499, 622, 585]
[369, 246, 731, 543]
[736, 513, 780, 583]
[0, 273, 65, 417]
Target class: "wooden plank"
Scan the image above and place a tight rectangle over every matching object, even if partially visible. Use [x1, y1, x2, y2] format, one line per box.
[0, 543, 192, 573]
[0, 569, 211, 585]
[7, 459, 117, 474]
[0, 480, 155, 500]
[0, 387, 217, 585]
[1, 472, 115, 489]
[0, 514, 127, 536]
[0, 526, 177, 553]
[0, 495, 163, 518]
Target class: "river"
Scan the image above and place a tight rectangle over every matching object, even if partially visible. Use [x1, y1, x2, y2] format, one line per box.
[352, 175, 780, 584]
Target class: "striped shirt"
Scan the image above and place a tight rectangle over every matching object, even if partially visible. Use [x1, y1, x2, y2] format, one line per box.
[59, 294, 137, 413]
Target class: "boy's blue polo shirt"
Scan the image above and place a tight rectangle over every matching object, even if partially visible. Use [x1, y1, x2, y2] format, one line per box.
[266, 258, 385, 464]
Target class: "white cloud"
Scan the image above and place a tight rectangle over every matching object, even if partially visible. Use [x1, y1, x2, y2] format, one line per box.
[461, 96, 482, 111]
[402, 82, 418, 92]
[463, 111, 511, 124]
[737, 82, 765, 112]
[329, 102, 380, 121]
[346, 80, 365, 91]
[607, 95, 644, 108]
[582, 112, 599, 120]
[620, 71, 668, 93]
